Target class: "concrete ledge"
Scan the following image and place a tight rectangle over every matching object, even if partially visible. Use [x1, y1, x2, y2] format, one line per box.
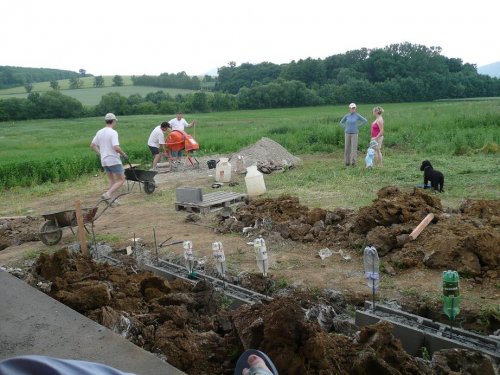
[0, 270, 185, 375]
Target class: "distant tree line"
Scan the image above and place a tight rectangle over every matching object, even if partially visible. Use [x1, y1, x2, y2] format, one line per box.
[0, 90, 238, 122]
[215, 43, 500, 108]
[132, 72, 201, 90]
[2, 42, 500, 121]
[0, 66, 82, 89]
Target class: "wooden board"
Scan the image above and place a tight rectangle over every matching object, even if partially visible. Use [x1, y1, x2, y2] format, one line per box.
[175, 192, 247, 214]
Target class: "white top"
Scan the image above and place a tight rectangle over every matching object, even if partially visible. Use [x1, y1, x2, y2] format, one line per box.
[169, 117, 190, 131]
[91, 127, 121, 166]
[147, 125, 166, 148]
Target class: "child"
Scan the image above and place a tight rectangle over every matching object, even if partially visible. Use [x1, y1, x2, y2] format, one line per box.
[365, 140, 378, 168]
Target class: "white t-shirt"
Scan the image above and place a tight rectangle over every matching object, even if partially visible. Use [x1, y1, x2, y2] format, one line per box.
[169, 117, 190, 131]
[92, 127, 121, 166]
[147, 125, 166, 148]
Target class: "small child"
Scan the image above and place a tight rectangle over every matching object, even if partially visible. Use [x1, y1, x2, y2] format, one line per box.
[365, 140, 378, 168]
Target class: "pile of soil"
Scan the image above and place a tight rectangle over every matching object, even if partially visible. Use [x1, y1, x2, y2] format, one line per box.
[0, 216, 42, 250]
[217, 187, 500, 277]
[23, 249, 497, 374]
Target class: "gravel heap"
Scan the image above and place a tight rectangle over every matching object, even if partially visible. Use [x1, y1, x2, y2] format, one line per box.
[230, 137, 301, 169]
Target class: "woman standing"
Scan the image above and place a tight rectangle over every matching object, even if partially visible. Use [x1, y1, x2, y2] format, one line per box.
[339, 103, 368, 166]
[371, 106, 385, 167]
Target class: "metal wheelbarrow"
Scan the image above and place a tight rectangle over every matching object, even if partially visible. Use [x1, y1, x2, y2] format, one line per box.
[39, 206, 100, 246]
[124, 165, 157, 194]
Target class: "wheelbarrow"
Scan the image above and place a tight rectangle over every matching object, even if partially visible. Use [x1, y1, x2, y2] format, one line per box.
[124, 165, 157, 194]
[39, 206, 100, 246]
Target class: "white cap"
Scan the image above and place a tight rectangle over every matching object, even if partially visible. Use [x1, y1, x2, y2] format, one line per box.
[349, 103, 356, 108]
[104, 113, 117, 121]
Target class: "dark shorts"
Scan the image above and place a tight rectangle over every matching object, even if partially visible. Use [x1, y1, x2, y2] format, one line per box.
[170, 150, 183, 157]
[149, 146, 160, 155]
[103, 164, 124, 174]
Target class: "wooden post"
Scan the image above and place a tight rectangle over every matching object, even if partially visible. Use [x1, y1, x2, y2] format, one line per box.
[409, 213, 435, 241]
[75, 200, 89, 255]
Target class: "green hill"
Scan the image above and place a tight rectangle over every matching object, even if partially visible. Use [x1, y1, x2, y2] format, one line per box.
[0, 76, 196, 105]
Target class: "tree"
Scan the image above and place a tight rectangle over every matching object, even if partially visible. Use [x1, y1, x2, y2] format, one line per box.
[69, 77, 82, 89]
[79, 69, 86, 76]
[93, 76, 105, 88]
[24, 82, 33, 93]
[112, 75, 124, 87]
[50, 80, 60, 91]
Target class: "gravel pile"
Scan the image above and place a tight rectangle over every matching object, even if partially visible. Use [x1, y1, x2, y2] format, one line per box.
[230, 137, 301, 169]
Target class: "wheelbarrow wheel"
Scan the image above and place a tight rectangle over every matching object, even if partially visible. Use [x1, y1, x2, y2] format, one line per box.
[39, 220, 62, 245]
[144, 181, 156, 194]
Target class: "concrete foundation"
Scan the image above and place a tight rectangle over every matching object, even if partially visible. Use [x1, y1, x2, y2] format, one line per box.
[356, 302, 499, 362]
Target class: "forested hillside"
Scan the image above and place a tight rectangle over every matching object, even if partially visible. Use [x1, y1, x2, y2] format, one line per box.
[1, 42, 499, 122]
[214, 43, 500, 107]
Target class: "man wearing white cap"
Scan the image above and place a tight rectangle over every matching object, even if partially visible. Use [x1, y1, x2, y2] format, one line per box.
[90, 113, 128, 202]
[339, 103, 367, 166]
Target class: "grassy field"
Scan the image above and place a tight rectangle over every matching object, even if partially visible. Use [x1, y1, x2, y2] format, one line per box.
[0, 101, 499, 202]
[0, 76, 196, 105]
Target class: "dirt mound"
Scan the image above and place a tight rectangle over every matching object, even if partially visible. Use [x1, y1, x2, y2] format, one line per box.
[459, 199, 500, 225]
[351, 186, 443, 234]
[218, 188, 500, 277]
[26, 249, 445, 375]
[0, 216, 43, 250]
[231, 137, 301, 169]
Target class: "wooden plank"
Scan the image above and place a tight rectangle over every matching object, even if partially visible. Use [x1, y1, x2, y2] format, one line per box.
[75, 200, 89, 255]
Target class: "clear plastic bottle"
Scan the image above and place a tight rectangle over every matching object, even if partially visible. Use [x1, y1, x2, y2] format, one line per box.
[212, 241, 226, 278]
[254, 236, 268, 276]
[363, 246, 380, 292]
[183, 240, 194, 274]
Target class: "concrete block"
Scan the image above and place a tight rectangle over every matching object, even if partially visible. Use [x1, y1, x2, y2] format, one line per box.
[176, 187, 203, 203]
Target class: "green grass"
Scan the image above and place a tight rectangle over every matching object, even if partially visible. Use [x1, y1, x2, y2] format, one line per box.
[0, 101, 499, 193]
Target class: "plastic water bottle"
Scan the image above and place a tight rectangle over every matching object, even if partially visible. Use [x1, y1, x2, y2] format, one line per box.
[363, 246, 379, 309]
[212, 241, 226, 278]
[183, 240, 194, 274]
[442, 270, 460, 321]
[254, 236, 269, 277]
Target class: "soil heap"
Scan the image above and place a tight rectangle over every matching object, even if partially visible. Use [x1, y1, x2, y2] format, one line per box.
[217, 187, 500, 278]
[20, 249, 498, 374]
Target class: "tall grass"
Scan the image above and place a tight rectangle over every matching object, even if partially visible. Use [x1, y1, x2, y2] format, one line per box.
[0, 101, 499, 189]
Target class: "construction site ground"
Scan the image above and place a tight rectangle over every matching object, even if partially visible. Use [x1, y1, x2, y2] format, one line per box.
[1, 151, 499, 374]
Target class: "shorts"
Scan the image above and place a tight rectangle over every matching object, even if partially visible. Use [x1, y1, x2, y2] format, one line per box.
[170, 150, 183, 157]
[371, 136, 383, 150]
[149, 146, 160, 155]
[103, 164, 124, 174]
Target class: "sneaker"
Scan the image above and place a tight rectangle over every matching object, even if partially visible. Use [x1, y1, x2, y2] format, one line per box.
[110, 199, 120, 207]
[101, 192, 111, 200]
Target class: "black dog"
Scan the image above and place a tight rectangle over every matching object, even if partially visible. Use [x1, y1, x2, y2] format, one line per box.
[420, 160, 444, 192]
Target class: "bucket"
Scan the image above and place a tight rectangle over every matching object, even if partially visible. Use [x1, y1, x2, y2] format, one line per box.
[215, 158, 232, 182]
[207, 160, 217, 169]
[245, 165, 266, 196]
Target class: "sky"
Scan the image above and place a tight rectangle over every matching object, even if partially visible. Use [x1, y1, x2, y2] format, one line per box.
[1, 0, 498, 77]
